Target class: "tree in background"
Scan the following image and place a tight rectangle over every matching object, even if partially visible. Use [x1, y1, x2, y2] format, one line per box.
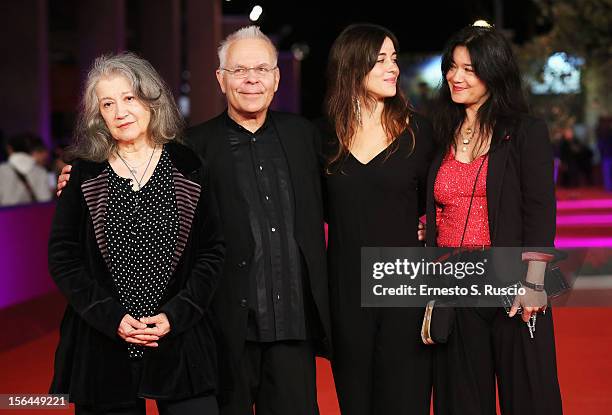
[516, 0, 612, 140]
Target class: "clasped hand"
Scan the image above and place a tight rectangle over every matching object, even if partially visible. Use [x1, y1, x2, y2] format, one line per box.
[117, 313, 171, 347]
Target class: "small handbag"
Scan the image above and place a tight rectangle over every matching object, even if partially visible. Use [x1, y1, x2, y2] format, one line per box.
[421, 155, 487, 345]
[543, 251, 572, 297]
[421, 299, 455, 344]
[421, 152, 571, 345]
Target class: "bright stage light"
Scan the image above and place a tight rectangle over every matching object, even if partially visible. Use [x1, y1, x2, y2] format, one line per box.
[473, 19, 492, 28]
[249, 5, 263, 21]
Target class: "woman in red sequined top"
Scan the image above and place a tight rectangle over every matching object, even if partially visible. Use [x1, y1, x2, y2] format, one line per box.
[425, 24, 562, 415]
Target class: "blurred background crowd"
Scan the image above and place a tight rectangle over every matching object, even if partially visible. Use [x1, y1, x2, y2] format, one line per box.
[1, 0, 611, 207]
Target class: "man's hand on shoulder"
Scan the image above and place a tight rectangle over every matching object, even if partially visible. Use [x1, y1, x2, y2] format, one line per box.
[56, 164, 72, 197]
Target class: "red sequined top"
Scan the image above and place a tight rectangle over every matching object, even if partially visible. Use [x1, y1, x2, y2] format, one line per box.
[434, 150, 491, 247]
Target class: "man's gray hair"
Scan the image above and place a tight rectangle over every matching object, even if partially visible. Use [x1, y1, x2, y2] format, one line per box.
[218, 25, 278, 68]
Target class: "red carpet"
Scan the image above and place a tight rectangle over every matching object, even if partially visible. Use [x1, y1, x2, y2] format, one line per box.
[1, 186, 610, 414]
[555, 187, 612, 248]
[1, 308, 611, 414]
[556, 186, 612, 201]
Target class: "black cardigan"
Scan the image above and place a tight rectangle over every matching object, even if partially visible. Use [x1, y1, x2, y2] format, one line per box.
[185, 111, 332, 367]
[48, 142, 225, 406]
[426, 115, 556, 247]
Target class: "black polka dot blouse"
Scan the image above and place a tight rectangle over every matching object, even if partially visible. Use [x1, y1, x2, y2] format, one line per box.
[105, 148, 179, 359]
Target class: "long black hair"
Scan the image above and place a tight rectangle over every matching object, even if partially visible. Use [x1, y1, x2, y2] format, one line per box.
[433, 24, 528, 154]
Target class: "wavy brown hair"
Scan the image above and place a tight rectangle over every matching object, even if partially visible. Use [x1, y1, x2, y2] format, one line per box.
[325, 23, 413, 169]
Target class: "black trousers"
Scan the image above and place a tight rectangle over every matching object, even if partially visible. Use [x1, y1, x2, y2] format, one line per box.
[219, 340, 319, 415]
[75, 395, 218, 415]
[331, 307, 433, 415]
[75, 360, 218, 415]
[433, 307, 563, 415]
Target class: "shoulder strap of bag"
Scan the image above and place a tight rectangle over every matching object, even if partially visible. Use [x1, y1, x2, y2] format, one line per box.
[459, 155, 488, 247]
[10, 165, 38, 203]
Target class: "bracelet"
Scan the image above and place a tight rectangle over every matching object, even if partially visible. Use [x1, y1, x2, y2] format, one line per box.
[522, 280, 545, 292]
[522, 251, 555, 262]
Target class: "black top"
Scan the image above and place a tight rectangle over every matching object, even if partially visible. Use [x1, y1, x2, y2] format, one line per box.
[324, 114, 434, 305]
[225, 114, 306, 342]
[106, 148, 179, 358]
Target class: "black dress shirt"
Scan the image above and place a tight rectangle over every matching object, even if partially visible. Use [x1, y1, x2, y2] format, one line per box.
[225, 113, 306, 342]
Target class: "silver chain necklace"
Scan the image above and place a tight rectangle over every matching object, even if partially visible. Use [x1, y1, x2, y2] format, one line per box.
[115, 154, 149, 174]
[116, 145, 157, 191]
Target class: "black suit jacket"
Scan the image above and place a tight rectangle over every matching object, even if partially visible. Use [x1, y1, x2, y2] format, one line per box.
[185, 111, 332, 365]
[426, 115, 556, 247]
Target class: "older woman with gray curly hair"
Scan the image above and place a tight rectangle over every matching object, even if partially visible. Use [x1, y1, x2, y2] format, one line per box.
[48, 52, 225, 415]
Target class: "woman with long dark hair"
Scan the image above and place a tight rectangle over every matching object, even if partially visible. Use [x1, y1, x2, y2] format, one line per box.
[323, 24, 434, 414]
[426, 23, 562, 414]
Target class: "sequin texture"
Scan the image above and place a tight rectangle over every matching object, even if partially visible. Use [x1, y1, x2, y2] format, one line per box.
[434, 151, 491, 247]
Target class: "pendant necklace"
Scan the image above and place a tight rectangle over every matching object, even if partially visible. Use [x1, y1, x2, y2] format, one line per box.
[116, 145, 157, 191]
[116, 152, 149, 175]
[461, 123, 475, 152]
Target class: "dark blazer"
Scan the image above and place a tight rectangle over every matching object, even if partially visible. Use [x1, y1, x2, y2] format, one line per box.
[48, 142, 225, 406]
[185, 111, 332, 366]
[426, 115, 556, 247]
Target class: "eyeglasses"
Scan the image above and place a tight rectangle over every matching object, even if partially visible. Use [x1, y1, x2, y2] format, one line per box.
[220, 65, 278, 79]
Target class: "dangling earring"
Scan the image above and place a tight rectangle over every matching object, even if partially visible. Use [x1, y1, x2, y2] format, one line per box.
[354, 97, 362, 126]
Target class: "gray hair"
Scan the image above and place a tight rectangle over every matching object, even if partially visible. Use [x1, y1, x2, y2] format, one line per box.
[217, 25, 278, 69]
[69, 52, 184, 162]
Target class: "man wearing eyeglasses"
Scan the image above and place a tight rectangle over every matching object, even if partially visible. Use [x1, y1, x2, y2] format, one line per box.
[55, 25, 329, 415]
[186, 26, 331, 415]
